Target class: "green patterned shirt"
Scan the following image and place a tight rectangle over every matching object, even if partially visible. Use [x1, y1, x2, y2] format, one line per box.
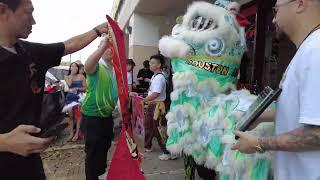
[81, 64, 118, 117]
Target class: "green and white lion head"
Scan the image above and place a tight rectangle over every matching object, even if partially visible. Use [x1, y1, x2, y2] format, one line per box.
[159, 0, 246, 61]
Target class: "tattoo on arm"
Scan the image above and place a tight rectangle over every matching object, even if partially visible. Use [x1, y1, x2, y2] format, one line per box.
[258, 125, 320, 151]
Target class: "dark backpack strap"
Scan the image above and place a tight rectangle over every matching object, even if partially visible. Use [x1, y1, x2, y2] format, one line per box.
[149, 72, 166, 87]
[152, 72, 166, 81]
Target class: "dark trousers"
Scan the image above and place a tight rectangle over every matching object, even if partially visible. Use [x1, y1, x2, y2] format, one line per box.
[184, 155, 216, 180]
[144, 103, 169, 154]
[0, 153, 45, 180]
[81, 114, 114, 180]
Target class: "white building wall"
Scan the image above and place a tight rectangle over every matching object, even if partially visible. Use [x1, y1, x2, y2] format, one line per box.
[117, 0, 140, 29]
[130, 13, 164, 47]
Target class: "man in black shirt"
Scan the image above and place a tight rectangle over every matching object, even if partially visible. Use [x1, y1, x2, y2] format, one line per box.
[136, 60, 154, 95]
[0, 0, 110, 179]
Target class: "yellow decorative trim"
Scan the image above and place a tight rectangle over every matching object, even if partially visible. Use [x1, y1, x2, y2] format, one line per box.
[179, 55, 241, 64]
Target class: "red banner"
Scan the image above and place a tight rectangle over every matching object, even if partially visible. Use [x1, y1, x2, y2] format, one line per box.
[131, 95, 145, 137]
[106, 15, 145, 180]
[106, 16, 129, 125]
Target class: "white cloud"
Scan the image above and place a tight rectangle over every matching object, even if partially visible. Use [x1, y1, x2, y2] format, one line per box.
[27, 0, 114, 64]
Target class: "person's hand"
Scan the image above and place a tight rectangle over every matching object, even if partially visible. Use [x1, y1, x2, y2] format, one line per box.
[231, 130, 259, 154]
[144, 78, 151, 83]
[137, 77, 143, 81]
[129, 92, 138, 97]
[95, 22, 109, 35]
[2, 125, 53, 157]
[98, 36, 110, 50]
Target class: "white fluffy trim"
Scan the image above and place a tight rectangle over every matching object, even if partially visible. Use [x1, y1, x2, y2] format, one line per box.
[166, 104, 196, 135]
[159, 36, 191, 58]
[171, 71, 198, 100]
[181, 1, 241, 48]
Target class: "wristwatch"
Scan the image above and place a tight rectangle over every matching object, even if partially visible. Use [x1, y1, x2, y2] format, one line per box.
[93, 27, 102, 37]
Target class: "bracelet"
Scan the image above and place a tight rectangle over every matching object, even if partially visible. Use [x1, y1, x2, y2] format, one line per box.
[93, 27, 101, 37]
[256, 138, 266, 153]
[255, 145, 266, 153]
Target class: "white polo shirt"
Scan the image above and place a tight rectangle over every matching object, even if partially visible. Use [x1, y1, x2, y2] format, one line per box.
[148, 73, 166, 102]
[274, 30, 320, 180]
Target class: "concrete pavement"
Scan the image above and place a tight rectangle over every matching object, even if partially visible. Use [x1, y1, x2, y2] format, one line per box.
[43, 140, 189, 180]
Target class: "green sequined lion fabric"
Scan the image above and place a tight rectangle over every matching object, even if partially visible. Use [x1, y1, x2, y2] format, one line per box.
[159, 1, 274, 179]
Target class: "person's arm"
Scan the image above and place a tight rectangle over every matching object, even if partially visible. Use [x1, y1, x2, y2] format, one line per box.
[143, 75, 165, 103]
[80, 75, 87, 92]
[144, 92, 160, 102]
[64, 75, 77, 93]
[262, 48, 320, 152]
[63, 23, 109, 56]
[259, 49, 320, 151]
[232, 125, 320, 153]
[0, 134, 6, 152]
[258, 109, 276, 122]
[84, 37, 108, 74]
[257, 126, 320, 151]
[0, 125, 52, 157]
[128, 85, 133, 92]
[144, 78, 151, 83]
[248, 109, 276, 130]
[136, 70, 143, 85]
[135, 79, 141, 86]
[137, 70, 143, 80]
[232, 48, 320, 153]
[64, 75, 72, 87]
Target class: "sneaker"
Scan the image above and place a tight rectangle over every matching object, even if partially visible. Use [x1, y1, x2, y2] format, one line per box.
[170, 154, 178, 160]
[144, 148, 152, 152]
[158, 153, 171, 161]
[98, 172, 107, 180]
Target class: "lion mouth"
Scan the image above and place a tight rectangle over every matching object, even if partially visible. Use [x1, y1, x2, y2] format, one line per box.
[191, 16, 217, 31]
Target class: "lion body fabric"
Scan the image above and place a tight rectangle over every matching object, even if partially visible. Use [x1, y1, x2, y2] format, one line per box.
[159, 1, 274, 179]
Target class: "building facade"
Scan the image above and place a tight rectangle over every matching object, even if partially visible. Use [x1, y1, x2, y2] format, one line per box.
[111, 0, 295, 91]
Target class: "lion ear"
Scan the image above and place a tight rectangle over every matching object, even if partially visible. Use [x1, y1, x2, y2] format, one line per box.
[227, 2, 240, 14]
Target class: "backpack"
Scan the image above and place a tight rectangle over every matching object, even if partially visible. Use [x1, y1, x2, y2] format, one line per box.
[152, 72, 173, 108]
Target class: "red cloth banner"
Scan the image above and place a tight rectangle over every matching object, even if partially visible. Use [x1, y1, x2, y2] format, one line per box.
[131, 95, 145, 137]
[106, 15, 129, 125]
[106, 15, 145, 180]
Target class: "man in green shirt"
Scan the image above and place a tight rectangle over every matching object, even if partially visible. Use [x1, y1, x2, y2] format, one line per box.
[81, 37, 118, 180]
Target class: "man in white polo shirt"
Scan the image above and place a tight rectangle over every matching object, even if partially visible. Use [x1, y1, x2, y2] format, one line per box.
[143, 54, 175, 161]
[231, 0, 320, 179]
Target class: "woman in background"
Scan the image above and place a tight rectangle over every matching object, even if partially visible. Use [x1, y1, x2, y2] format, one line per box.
[79, 63, 86, 78]
[64, 62, 87, 141]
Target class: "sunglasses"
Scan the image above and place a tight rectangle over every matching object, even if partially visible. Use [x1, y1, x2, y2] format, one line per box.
[272, 0, 296, 16]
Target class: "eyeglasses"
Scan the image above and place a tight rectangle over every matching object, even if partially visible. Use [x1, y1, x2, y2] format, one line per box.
[272, 0, 296, 16]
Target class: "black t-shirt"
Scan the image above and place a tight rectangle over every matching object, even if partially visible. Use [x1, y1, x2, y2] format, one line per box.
[0, 40, 65, 180]
[137, 68, 153, 90]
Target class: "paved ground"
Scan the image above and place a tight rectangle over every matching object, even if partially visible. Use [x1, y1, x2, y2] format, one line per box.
[41, 111, 203, 180]
[141, 144, 185, 180]
[42, 138, 188, 180]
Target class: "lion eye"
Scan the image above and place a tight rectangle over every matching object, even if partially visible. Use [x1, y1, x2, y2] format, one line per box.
[205, 38, 225, 56]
